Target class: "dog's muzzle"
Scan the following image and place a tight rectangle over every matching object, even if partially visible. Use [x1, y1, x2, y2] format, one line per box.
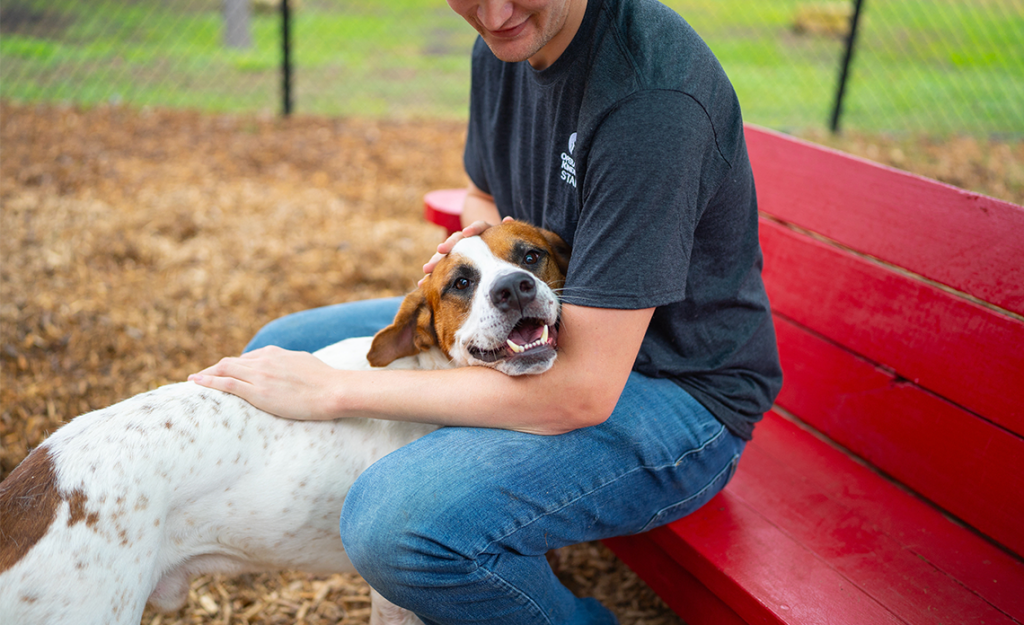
[466, 271, 559, 374]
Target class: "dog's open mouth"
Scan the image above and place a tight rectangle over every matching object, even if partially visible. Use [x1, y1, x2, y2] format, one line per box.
[468, 318, 558, 363]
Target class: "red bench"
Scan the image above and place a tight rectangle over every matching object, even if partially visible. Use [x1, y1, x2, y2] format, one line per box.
[423, 125, 1024, 624]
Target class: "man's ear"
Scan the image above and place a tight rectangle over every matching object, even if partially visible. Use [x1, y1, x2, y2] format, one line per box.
[367, 289, 437, 367]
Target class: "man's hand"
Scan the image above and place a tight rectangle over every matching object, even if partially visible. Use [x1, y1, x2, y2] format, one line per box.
[421, 217, 513, 279]
[188, 346, 341, 421]
[420, 181, 504, 283]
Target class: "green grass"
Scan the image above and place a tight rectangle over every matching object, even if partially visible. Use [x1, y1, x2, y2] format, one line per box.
[667, 0, 1024, 134]
[0, 0, 475, 117]
[1, 0, 1021, 133]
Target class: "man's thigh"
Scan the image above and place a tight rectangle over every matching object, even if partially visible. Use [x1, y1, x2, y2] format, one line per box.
[342, 371, 745, 558]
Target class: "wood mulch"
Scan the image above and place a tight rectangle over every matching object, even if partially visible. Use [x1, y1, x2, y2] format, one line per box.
[2, 101, 1020, 624]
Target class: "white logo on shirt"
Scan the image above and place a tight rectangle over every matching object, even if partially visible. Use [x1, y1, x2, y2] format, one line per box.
[560, 132, 577, 188]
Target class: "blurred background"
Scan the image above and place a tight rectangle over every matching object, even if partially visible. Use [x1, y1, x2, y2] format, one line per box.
[2, 0, 1022, 135]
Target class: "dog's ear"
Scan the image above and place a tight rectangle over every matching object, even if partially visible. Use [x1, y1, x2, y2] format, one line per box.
[367, 288, 438, 367]
[541, 228, 571, 279]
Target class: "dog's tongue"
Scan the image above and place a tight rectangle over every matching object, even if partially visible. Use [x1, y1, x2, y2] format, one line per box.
[506, 321, 553, 354]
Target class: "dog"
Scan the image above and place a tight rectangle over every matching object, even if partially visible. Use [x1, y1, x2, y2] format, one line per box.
[0, 220, 570, 625]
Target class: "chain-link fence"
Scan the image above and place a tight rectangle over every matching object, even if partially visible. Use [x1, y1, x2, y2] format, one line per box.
[2, 0, 1022, 135]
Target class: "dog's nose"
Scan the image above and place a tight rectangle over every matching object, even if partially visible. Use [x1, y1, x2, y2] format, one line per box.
[490, 271, 537, 312]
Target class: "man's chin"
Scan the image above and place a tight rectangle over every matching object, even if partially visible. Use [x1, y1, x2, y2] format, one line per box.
[478, 21, 548, 65]
[483, 38, 542, 64]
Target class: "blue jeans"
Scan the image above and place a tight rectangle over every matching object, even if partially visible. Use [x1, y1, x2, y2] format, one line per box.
[246, 299, 746, 624]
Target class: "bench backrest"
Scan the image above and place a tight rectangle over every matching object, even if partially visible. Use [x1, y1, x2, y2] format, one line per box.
[747, 125, 1024, 558]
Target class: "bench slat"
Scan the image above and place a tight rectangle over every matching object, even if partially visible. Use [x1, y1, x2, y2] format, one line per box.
[647, 481, 905, 625]
[752, 404, 1024, 620]
[603, 533, 748, 625]
[644, 412, 1024, 625]
[773, 310, 1024, 557]
[747, 125, 1024, 317]
[732, 419, 1022, 623]
[760, 218, 1024, 437]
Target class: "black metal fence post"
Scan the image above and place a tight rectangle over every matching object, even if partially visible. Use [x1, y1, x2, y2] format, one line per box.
[830, 0, 865, 133]
[281, 0, 293, 116]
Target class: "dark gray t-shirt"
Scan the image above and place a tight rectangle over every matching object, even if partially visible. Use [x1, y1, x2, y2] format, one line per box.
[464, 0, 782, 439]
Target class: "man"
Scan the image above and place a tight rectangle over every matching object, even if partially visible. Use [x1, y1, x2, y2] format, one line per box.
[191, 0, 782, 621]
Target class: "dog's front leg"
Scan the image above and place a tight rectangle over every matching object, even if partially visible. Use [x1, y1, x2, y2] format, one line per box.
[369, 587, 425, 625]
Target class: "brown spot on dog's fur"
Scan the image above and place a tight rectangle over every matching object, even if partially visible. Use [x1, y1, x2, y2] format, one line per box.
[0, 446, 62, 573]
[67, 489, 100, 529]
[480, 220, 570, 288]
[367, 289, 438, 367]
[67, 490, 88, 525]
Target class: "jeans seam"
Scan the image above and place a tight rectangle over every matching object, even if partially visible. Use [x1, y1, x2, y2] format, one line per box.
[470, 564, 554, 625]
[665, 423, 726, 469]
[638, 449, 739, 533]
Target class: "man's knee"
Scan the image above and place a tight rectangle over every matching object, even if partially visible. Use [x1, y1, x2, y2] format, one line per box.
[340, 462, 403, 583]
[339, 454, 468, 589]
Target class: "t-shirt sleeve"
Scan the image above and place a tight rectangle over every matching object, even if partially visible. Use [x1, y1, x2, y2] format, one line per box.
[562, 89, 731, 310]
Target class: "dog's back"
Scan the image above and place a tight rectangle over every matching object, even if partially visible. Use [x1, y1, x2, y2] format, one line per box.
[0, 339, 440, 624]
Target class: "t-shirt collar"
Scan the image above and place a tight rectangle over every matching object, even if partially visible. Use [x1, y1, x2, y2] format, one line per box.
[529, 0, 604, 85]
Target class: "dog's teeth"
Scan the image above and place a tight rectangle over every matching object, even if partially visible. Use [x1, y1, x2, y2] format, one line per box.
[508, 326, 550, 354]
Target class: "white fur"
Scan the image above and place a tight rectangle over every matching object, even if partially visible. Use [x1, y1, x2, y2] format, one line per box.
[0, 338, 440, 625]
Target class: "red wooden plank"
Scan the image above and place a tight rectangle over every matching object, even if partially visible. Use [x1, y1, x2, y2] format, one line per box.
[728, 414, 1022, 624]
[746, 125, 1024, 316]
[603, 534, 747, 625]
[650, 490, 904, 625]
[753, 409, 1024, 620]
[424, 188, 465, 236]
[773, 315, 1024, 557]
[760, 217, 1024, 437]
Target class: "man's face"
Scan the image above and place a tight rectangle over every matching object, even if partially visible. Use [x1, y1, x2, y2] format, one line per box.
[447, 0, 583, 69]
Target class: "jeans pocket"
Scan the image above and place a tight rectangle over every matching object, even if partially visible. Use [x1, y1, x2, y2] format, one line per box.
[636, 451, 742, 534]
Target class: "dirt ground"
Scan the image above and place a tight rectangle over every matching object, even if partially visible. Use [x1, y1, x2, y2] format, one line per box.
[2, 101, 1021, 624]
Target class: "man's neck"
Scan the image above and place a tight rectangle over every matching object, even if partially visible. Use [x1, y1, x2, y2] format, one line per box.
[528, 0, 588, 70]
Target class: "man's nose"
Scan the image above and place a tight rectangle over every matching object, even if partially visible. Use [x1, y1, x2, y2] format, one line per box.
[476, 1, 515, 30]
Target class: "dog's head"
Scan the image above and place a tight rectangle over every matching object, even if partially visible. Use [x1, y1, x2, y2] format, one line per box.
[367, 220, 570, 376]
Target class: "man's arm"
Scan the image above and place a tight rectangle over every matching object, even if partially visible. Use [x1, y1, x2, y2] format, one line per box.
[421, 181, 501, 278]
[192, 181, 653, 434]
[334, 303, 654, 434]
[461, 180, 501, 227]
[190, 303, 653, 435]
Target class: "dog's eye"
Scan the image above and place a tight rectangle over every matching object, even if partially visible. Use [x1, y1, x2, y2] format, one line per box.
[523, 251, 540, 265]
[453, 277, 470, 290]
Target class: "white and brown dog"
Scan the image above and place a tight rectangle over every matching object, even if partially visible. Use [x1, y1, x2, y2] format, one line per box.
[0, 220, 569, 625]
